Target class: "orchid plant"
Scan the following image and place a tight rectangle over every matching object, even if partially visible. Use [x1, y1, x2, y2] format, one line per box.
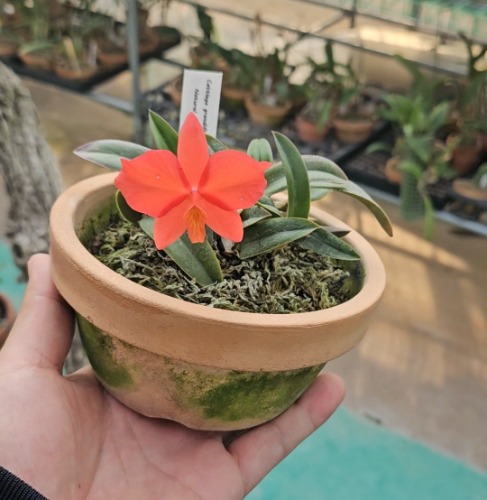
[75, 112, 392, 286]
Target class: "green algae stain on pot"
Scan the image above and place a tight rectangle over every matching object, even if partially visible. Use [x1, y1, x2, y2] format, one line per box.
[77, 315, 133, 389]
[169, 363, 324, 422]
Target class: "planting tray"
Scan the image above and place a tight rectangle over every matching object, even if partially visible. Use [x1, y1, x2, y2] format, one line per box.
[341, 150, 455, 211]
[141, 83, 389, 165]
[1, 37, 180, 93]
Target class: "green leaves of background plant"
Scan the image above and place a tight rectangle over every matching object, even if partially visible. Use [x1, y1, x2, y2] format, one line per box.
[139, 217, 223, 286]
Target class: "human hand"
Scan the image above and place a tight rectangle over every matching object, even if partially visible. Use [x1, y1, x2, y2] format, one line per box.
[0, 254, 344, 500]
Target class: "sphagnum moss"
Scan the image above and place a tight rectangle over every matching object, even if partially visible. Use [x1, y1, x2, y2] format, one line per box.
[90, 216, 353, 314]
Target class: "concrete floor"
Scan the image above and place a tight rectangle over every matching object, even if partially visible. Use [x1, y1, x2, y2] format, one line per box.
[1, 0, 486, 474]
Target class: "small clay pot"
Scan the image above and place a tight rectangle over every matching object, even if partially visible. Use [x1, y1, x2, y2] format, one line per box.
[333, 116, 375, 144]
[244, 96, 292, 128]
[18, 49, 55, 71]
[384, 156, 402, 185]
[452, 179, 487, 203]
[49, 173, 386, 431]
[295, 114, 332, 143]
[97, 48, 128, 67]
[152, 25, 181, 50]
[447, 134, 482, 176]
[0, 293, 15, 349]
[166, 74, 183, 107]
[0, 39, 18, 58]
[221, 85, 250, 111]
[55, 63, 97, 81]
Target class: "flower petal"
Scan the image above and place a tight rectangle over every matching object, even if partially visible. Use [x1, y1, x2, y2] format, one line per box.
[153, 198, 193, 249]
[115, 150, 190, 217]
[196, 195, 244, 242]
[177, 113, 209, 187]
[198, 150, 269, 211]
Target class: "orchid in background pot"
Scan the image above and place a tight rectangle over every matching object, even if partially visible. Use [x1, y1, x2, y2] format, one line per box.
[49, 111, 392, 431]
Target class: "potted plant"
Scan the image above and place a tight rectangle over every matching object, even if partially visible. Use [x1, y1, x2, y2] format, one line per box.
[374, 93, 456, 238]
[142, 0, 181, 49]
[295, 41, 373, 144]
[54, 27, 99, 80]
[50, 111, 392, 431]
[17, 1, 57, 71]
[95, 17, 128, 67]
[243, 15, 296, 127]
[446, 34, 487, 174]
[217, 46, 256, 110]
[0, 292, 15, 349]
[333, 89, 378, 144]
[187, 5, 225, 71]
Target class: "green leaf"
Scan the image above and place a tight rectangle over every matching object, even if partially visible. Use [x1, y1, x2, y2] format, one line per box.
[398, 159, 423, 178]
[298, 226, 360, 260]
[307, 172, 349, 189]
[115, 191, 141, 223]
[336, 181, 394, 236]
[256, 197, 285, 217]
[365, 141, 393, 155]
[138, 217, 223, 286]
[272, 133, 311, 218]
[247, 138, 274, 162]
[148, 110, 178, 153]
[265, 154, 348, 200]
[240, 218, 318, 259]
[206, 134, 227, 153]
[240, 205, 272, 228]
[74, 140, 150, 170]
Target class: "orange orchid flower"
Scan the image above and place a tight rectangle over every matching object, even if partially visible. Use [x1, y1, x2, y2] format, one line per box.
[115, 112, 270, 249]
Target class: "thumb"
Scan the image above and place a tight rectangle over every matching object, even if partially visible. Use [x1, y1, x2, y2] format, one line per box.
[0, 254, 74, 372]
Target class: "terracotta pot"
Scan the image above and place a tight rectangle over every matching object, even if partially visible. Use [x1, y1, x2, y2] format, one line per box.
[333, 116, 375, 144]
[0, 293, 15, 349]
[447, 134, 482, 176]
[0, 39, 18, 58]
[244, 97, 292, 128]
[49, 173, 386, 431]
[384, 156, 402, 185]
[295, 114, 332, 143]
[221, 85, 250, 111]
[452, 179, 487, 203]
[139, 31, 161, 55]
[97, 48, 128, 68]
[166, 74, 183, 107]
[18, 50, 54, 71]
[189, 45, 227, 71]
[152, 26, 181, 50]
[55, 64, 97, 81]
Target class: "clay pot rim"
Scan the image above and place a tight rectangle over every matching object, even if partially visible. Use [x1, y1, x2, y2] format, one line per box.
[50, 173, 385, 329]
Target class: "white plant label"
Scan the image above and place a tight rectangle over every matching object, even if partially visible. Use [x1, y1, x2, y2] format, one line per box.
[179, 69, 223, 137]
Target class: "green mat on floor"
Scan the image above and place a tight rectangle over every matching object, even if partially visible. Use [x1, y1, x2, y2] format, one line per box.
[247, 408, 487, 500]
[1, 241, 486, 499]
[0, 240, 26, 311]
